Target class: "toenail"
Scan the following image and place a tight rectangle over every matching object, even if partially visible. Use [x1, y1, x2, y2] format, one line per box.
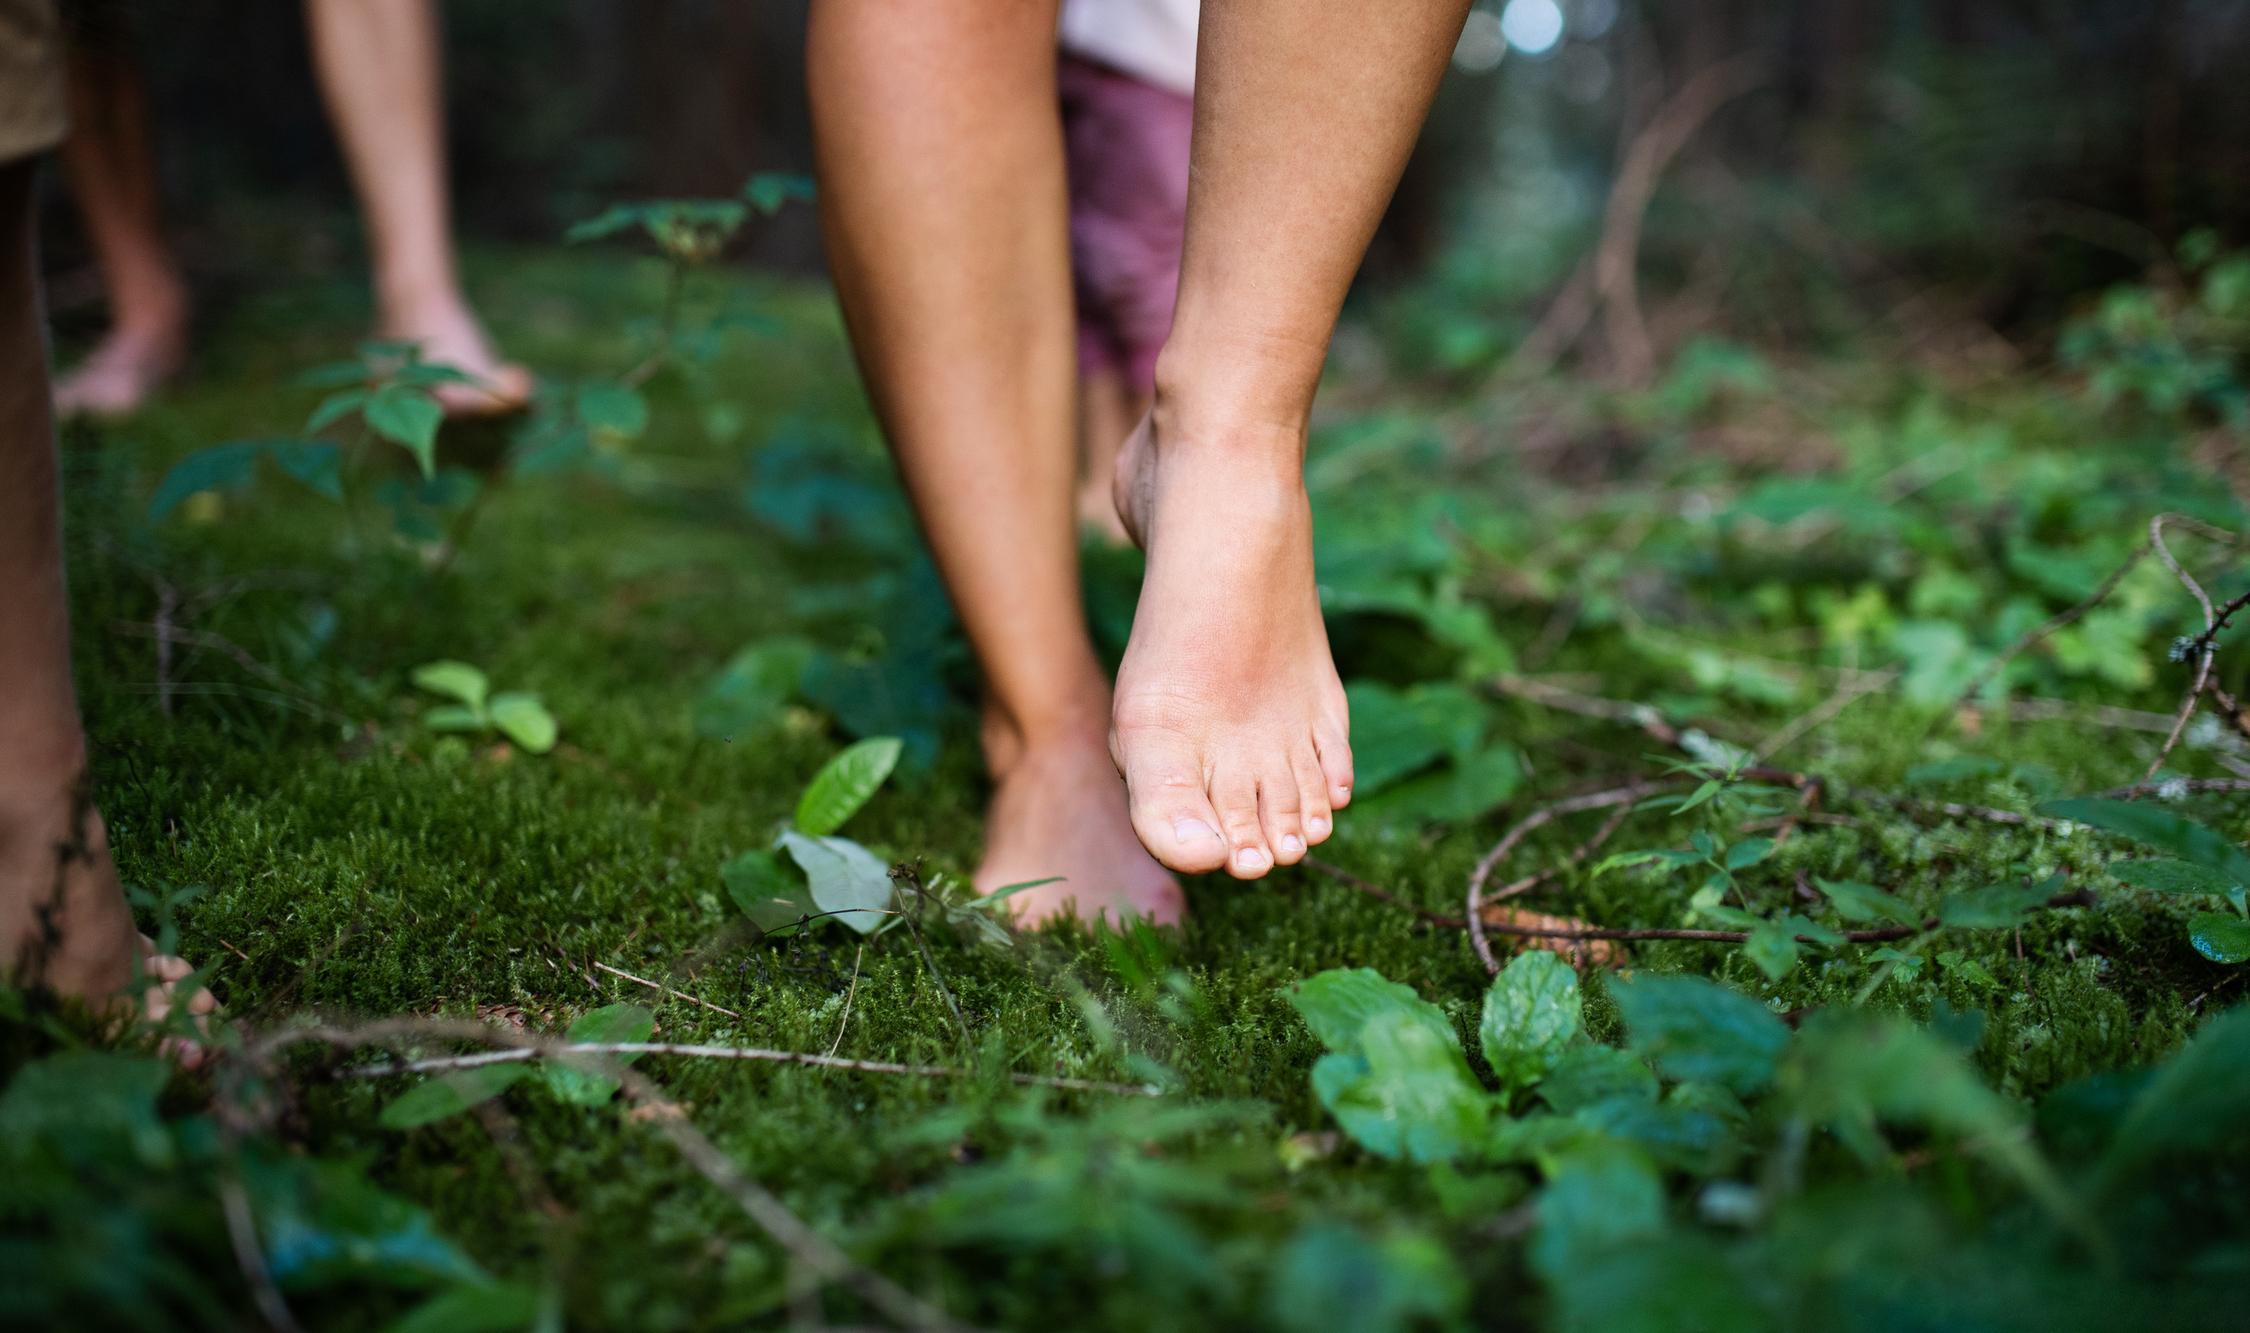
[1235, 846, 1270, 873]
[1280, 834, 1305, 855]
[1173, 817, 1222, 847]
[1306, 815, 1331, 837]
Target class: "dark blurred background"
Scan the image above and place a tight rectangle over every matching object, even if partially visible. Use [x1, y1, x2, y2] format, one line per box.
[38, 0, 2250, 355]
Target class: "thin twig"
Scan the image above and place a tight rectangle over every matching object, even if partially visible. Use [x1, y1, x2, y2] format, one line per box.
[594, 960, 745, 1021]
[343, 1039, 1155, 1095]
[2146, 513, 2246, 777]
[1953, 541, 2152, 710]
[826, 946, 864, 1059]
[1474, 889, 2096, 945]
[1467, 781, 1675, 973]
[1757, 671, 1896, 762]
[218, 1158, 302, 1333]
[250, 1018, 973, 1330]
[2091, 776, 2250, 801]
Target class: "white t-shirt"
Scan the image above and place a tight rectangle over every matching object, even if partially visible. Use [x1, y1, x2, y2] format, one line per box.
[1058, 0, 1200, 96]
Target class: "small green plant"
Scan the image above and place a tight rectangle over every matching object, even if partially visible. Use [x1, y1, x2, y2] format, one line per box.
[720, 736, 906, 936]
[409, 660, 559, 754]
[2042, 795, 2250, 963]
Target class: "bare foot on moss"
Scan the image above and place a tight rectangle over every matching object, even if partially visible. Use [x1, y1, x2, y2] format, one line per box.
[976, 709, 1183, 927]
[378, 292, 532, 418]
[1109, 406, 1352, 880]
[54, 322, 188, 420]
[1, 781, 214, 1062]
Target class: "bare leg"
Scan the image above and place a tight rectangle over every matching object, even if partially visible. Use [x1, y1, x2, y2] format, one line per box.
[306, 0, 529, 415]
[1075, 368, 1139, 543]
[51, 42, 189, 418]
[808, 0, 1180, 926]
[1109, 0, 1472, 876]
[0, 159, 210, 1044]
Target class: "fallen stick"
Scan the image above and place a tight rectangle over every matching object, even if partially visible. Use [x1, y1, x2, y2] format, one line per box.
[594, 960, 745, 1020]
[345, 1038, 1158, 1097]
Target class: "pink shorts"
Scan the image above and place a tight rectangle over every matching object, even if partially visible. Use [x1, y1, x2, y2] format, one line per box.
[1058, 53, 1192, 394]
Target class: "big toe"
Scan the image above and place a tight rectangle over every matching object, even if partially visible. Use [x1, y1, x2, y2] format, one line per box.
[1116, 730, 1231, 874]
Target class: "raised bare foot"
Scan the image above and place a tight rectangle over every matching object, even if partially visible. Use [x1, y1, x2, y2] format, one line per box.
[1108, 407, 1352, 879]
[976, 713, 1184, 927]
[1, 778, 214, 1061]
[378, 293, 533, 418]
[54, 323, 188, 420]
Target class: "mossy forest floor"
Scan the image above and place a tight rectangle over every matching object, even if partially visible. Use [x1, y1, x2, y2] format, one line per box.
[12, 238, 2250, 1330]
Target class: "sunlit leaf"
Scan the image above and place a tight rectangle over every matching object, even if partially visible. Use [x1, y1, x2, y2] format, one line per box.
[410, 660, 489, 711]
[776, 830, 893, 933]
[378, 1065, 530, 1130]
[543, 1002, 655, 1106]
[1479, 952, 1580, 1092]
[793, 736, 903, 837]
[2188, 913, 2250, 964]
[487, 693, 557, 754]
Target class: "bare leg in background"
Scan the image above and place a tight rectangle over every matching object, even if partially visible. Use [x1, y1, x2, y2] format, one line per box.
[306, 0, 530, 414]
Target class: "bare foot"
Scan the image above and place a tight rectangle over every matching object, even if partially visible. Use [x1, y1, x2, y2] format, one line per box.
[54, 324, 188, 419]
[1109, 408, 1352, 879]
[1, 780, 214, 1061]
[976, 714, 1184, 927]
[378, 294, 532, 418]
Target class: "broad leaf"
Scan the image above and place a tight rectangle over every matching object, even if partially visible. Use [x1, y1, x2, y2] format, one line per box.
[2039, 798, 2250, 889]
[776, 830, 894, 933]
[148, 441, 264, 521]
[265, 439, 345, 500]
[1815, 877, 1918, 925]
[543, 1002, 656, 1106]
[365, 385, 444, 478]
[2188, 913, 2250, 964]
[694, 638, 811, 740]
[1528, 1142, 1666, 1281]
[2112, 858, 2234, 896]
[386, 1282, 540, 1333]
[1283, 967, 1455, 1055]
[1312, 1010, 1489, 1163]
[793, 736, 903, 837]
[411, 660, 489, 710]
[1742, 922, 1801, 980]
[378, 1064, 530, 1129]
[576, 381, 649, 441]
[1479, 952, 1580, 1092]
[1266, 1223, 1465, 1333]
[744, 171, 817, 214]
[1937, 883, 2050, 929]
[1537, 1045, 1658, 1114]
[1611, 974, 1789, 1095]
[422, 704, 485, 733]
[722, 848, 814, 930]
[487, 693, 558, 754]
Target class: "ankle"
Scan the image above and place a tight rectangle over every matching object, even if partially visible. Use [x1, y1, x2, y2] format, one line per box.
[981, 695, 1110, 777]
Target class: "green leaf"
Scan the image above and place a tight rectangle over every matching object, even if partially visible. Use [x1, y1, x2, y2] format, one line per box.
[1815, 877, 1918, 925]
[576, 381, 649, 441]
[743, 171, 816, 214]
[379, 1064, 531, 1129]
[1342, 681, 1486, 796]
[1282, 967, 1456, 1055]
[694, 637, 812, 740]
[1478, 952, 1580, 1092]
[2097, 1005, 2250, 1185]
[386, 1282, 540, 1333]
[1266, 1223, 1465, 1333]
[487, 693, 558, 754]
[1312, 1010, 1490, 1163]
[2112, 858, 2235, 896]
[1611, 974, 1789, 1095]
[365, 384, 445, 478]
[1528, 1142, 1666, 1280]
[422, 704, 485, 733]
[411, 661, 490, 710]
[722, 848, 815, 931]
[1742, 922, 1800, 980]
[1937, 882, 2050, 929]
[2039, 798, 2250, 887]
[306, 387, 370, 432]
[776, 830, 894, 933]
[1722, 837, 1775, 870]
[148, 441, 264, 521]
[265, 439, 345, 500]
[1537, 1045, 1658, 1114]
[2188, 912, 2250, 964]
[543, 1002, 656, 1106]
[793, 736, 903, 837]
